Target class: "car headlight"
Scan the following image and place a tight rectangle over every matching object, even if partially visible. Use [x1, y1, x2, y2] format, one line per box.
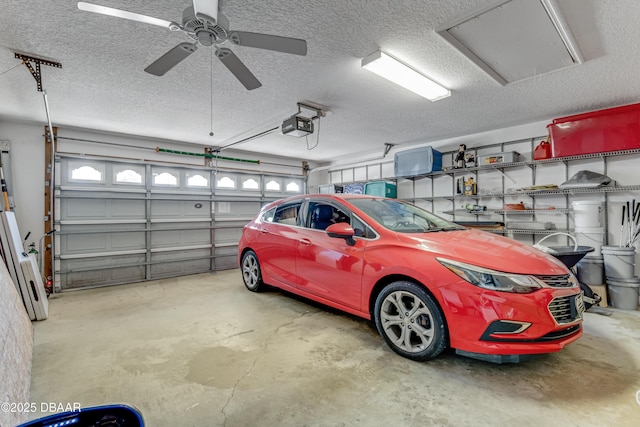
[437, 258, 545, 294]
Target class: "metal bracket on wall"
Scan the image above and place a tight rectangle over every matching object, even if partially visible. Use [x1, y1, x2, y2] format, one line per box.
[14, 52, 62, 92]
[383, 143, 396, 158]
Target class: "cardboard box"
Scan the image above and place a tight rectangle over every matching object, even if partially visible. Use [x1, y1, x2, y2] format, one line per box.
[588, 284, 608, 307]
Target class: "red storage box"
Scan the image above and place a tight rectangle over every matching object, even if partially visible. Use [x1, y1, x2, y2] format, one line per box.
[547, 103, 640, 158]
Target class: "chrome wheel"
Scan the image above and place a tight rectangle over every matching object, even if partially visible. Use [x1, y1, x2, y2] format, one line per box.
[380, 290, 435, 353]
[374, 281, 447, 361]
[241, 250, 264, 292]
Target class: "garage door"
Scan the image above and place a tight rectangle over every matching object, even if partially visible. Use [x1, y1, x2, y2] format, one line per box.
[54, 156, 304, 291]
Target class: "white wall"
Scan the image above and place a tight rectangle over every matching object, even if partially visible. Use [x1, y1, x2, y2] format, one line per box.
[0, 121, 45, 245]
[0, 259, 33, 427]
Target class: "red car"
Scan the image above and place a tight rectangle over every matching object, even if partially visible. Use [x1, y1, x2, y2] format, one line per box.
[238, 194, 583, 363]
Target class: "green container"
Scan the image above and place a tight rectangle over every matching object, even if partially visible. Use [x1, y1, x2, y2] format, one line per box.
[364, 181, 397, 198]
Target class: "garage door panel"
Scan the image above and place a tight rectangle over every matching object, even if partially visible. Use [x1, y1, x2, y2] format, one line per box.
[151, 200, 211, 219]
[111, 199, 146, 218]
[62, 234, 107, 253]
[151, 222, 211, 248]
[62, 198, 108, 219]
[61, 254, 146, 289]
[215, 246, 238, 270]
[62, 231, 146, 254]
[61, 198, 145, 221]
[151, 230, 211, 248]
[150, 249, 211, 277]
[214, 228, 242, 245]
[215, 201, 261, 218]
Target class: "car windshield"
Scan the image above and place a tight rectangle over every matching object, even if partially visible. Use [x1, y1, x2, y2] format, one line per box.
[349, 198, 465, 233]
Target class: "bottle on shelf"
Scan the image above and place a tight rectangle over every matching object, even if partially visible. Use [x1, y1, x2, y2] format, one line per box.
[464, 177, 477, 196]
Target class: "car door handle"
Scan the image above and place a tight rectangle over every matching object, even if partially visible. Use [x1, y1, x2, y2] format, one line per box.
[298, 238, 312, 246]
[259, 228, 268, 234]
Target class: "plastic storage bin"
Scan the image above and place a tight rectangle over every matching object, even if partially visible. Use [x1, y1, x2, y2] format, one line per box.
[343, 183, 365, 194]
[547, 102, 640, 158]
[318, 184, 343, 194]
[364, 181, 397, 198]
[394, 146, 442, 177]
[478, 151, 519, 165]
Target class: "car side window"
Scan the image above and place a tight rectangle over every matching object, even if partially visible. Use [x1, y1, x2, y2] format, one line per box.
[351, 216, 376, 238]
[308, 203, 350, 230]
[261, 207, 276, 223]
[273, 202, 302, 225]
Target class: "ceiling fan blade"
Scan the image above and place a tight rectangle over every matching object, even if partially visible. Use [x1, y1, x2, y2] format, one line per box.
[216, 48, 262, 90]
[230, 31, 307, 56]
[77, 2, 174, 29]
[192, 0, 218, 23]
[145, 43, 198, 76]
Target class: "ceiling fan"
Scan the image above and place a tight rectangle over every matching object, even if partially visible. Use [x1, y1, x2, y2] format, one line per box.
[77, 0, 307, 90]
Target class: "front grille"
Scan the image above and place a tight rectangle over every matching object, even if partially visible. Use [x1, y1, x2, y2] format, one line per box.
[536, 274, 575, 288]
[538, 324, 581, 340]
[548, 294, 583, 324]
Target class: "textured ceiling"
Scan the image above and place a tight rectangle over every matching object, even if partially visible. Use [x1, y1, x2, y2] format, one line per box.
[1, 0, 640, 162]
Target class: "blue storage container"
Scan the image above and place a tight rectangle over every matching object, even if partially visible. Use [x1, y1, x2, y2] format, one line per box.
[364, 181, 397, 198]
[394, 146, 443, 177]
[343, 183, 365, 194]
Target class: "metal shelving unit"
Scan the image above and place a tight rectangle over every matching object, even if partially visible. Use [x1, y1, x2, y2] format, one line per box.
[326, 138, 640, 246]
[403, 143, 640, 243]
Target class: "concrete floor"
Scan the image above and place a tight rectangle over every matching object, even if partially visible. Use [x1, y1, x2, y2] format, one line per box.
[28, 270, 640, 426]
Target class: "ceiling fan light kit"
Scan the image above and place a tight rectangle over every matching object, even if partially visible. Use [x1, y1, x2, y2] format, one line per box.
[77, 0, 307, 90]
[362, 50, 451, 101]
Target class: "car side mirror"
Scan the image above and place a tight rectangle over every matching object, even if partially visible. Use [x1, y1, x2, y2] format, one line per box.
[326, 222, 356, 246]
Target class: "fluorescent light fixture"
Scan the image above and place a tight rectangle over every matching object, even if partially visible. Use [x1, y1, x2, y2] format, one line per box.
[361, 50, 451, 101]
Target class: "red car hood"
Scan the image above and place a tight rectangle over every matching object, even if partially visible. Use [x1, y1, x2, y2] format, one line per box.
[396, 229, 569, 275]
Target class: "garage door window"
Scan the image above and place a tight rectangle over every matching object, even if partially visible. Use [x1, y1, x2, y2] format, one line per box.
[285, 180, 301, 193]
[114, 167, 144, 185]
[265, 179, 281, 191]
[186, 172, 209, 188]
[242, 177, 259, 191]
[216, 175, 236, 189]
[153, 171, 179, 186]
[69, 164, 104, 182]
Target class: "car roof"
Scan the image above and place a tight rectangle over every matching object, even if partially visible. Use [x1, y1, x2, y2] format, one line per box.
[274, 193, 385, 204]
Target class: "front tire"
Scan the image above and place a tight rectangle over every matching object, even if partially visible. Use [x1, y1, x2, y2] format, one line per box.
[241, 250, 265, 292]
[374, 281, 447, 361]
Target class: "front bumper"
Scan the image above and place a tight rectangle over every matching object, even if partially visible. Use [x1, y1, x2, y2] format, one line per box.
[439, 283, 583, 357]
[454, 350, 544, 364]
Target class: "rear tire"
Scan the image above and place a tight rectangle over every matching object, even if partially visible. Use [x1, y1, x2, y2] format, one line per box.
[374, 281, 447, 361]
[241, 250, 265, 292]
